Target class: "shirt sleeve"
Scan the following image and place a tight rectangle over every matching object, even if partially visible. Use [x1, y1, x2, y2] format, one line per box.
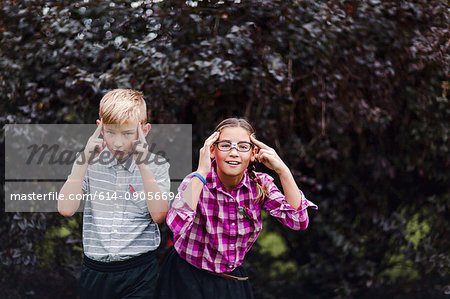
[166, 174, 197, 235]
[82, 174, 88, 192]
[260, 173, 318, 230]
[151, 158, 171, 195]
[70, 153, 88, 192]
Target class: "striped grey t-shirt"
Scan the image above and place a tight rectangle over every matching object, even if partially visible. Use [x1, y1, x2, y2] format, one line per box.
[79, 149, 170, 262]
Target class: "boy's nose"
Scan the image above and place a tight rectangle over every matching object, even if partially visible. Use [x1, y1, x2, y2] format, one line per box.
[113, 136, 125, 148]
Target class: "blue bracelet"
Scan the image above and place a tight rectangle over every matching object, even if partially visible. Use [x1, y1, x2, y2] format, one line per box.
[192, 172, 207, 185]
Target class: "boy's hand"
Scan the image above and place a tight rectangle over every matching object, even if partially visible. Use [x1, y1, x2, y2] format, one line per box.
[250, 135, 289, 175]
[133, 123, 149, 166]
[83, 120, 106, 163]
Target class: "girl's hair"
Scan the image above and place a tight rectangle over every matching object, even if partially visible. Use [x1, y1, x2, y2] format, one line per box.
[214, 118, 268, 203]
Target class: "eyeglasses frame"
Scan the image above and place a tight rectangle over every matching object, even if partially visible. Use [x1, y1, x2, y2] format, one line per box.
[214, 141, 255, 152]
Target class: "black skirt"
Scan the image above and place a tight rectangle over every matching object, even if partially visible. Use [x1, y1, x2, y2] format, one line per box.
[155, 247, 254, 299]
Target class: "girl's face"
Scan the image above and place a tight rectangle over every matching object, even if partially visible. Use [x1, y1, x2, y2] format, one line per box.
[211, 126, 257, 180]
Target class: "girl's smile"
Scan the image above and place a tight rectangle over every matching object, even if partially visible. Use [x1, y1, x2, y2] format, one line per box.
[212, 127, 256, 191]
[225, 160, 241, 166]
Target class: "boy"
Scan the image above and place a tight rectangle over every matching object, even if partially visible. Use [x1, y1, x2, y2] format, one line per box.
[58, 89, 170, 299]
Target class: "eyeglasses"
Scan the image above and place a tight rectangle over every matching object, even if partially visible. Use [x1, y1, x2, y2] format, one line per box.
[214, 141, 254, 152]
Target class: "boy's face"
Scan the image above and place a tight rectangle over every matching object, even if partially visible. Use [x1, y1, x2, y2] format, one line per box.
[101, 123, 148, 163]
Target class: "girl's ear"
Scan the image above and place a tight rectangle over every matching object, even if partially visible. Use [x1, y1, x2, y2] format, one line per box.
[210, 145, 215, 159]
[250, 146, 258, 162]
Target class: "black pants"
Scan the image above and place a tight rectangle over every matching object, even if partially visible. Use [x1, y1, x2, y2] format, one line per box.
[79, 251, 158, 299]
[155, 248, 254, 299]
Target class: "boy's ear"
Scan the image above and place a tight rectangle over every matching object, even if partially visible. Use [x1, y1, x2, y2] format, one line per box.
[142, 123, 151, 137]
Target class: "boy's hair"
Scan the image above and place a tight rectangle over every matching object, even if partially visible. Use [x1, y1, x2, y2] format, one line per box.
[214, 117, 268, 203]
[99, 89, 147, 124]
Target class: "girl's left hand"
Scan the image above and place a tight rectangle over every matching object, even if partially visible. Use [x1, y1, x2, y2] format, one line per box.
[250, 135, 289, 175]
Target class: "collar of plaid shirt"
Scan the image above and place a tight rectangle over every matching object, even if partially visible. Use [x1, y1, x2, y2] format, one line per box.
[206, 159, 251, 193]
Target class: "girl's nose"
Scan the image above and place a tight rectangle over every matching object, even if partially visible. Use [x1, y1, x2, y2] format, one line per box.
[229, 147, 239, 156]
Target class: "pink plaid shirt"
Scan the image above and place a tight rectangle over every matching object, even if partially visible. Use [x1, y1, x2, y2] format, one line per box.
[167, 164, 318, 273]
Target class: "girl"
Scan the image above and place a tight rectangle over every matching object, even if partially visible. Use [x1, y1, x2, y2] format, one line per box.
[156, 118, 317, 299]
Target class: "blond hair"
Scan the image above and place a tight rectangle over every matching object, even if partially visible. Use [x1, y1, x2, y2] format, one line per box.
[214, 118, 269, 203]
[99, 89, 147, 124]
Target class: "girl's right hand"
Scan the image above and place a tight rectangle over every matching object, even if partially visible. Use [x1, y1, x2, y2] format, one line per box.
[196, 131, 219, 177]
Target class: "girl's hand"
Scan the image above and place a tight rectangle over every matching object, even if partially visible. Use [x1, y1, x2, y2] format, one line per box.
[250, 135, 289, 175]
[196, 131, 219, 177]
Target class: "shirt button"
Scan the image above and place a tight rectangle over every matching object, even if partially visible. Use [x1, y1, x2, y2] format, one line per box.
[230, 244, 235, 247]
[114, 229, 118, 233]
[231, 223, 235, 226]
[229, 265, 233, 269]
